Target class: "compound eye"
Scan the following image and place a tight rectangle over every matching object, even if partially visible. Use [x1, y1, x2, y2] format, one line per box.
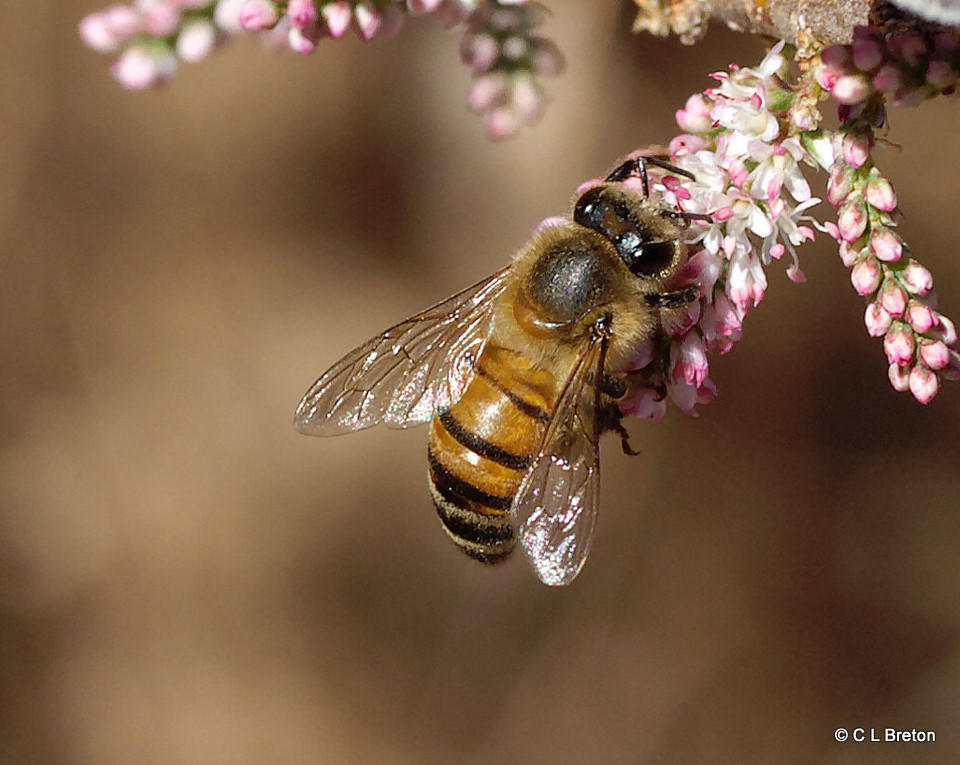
[573, 188, 605, 230]
[623, 240, 676, 277]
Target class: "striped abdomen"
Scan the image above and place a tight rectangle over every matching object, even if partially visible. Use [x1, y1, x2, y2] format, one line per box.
[428, 344, 556, 564]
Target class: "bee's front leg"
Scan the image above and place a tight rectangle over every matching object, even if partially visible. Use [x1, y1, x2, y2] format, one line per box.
[644, 286, 699, 309]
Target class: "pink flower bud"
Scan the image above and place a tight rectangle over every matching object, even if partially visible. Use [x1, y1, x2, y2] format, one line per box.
[787, 263, 807, 283]
[942, 350, 960, 381]
[865, 301, 892, 336]
[926, 60, 956, 89]
[883, 323, 915, 364]
[890, 33, 927, 66]
[815, 66, 838, 90]
[842, 132, 873, 168]
[832, 75, 872, 104]
[905, 300, 936, 333]
[176, 19, 217, 62]
[287, 0, 317, 29]
[512, 75, 543, 123]
[664, 297, 701, 337]
[668, 377, 716, 415]
[669, 134, 708, 155]
[864, 173, 896, 211]
[850, 256, 881, 296]
[888, 362, 911, 391]
[354, 2, 381, 40]
[702, 293, 743, 350]
[872, 64, 904, 92]
[931, 314, 957, 345]
[828, 164, 854, 206]
[879, 278, 908, 316]
[919, 338, 950, 369]
[852, 39, 884, 71]
[113, 44, 176, 89]
[531, 41, 565, 77]
[676, 93, 713, 133]
[407, 0, 443, 13]
[909, 364, 939, 403]
[727, 158, 749, 189]
[900, 260, 933, 295]
[239, 0, 279, 31]
[501, 36, 527, 61]
[378, 5, 404, 39]
[469, 72, 507, 111]
[78, 12, 120, 53]
[214, 0, 246, 33]
[670, 333, 709, 387]
[321, 1, 351, 37]
[103, 4, 142, 39]
[144, 4, 181, 36]
[869, 228, 901, 262]
[461, 33, 499, 73]
[685, 249, 722, 296]
[485, 108, 519, 141]
[436, 1, 471, 28]
[288, 22, 320, 53]
[626, 338, 657, 371]
[820, 44, 851, 69]
[892, 88, 924, 108]
[837, 198, 868, 242]
[619, 388, 667, 421]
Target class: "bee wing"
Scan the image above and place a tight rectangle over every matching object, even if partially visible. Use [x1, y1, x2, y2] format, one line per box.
[295, 269, 509, 436]
[512, 334, 606, 586]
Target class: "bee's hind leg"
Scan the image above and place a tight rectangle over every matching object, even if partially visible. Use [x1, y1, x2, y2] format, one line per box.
[598, 402, 641, 457]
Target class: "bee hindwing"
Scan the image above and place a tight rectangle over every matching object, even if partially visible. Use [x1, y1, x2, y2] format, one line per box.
[512, 335, 605, 586]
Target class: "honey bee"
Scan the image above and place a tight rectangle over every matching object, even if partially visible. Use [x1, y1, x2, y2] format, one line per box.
[295, 156, 706, 585]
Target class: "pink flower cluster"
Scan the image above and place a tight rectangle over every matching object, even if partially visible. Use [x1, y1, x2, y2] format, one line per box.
[608, 36, 959, 417]
[78, 1, 218, 89]
[618, 43, 821, 419]
[78, 0, 560, 139]
[461, 2, 564, 140]
[825, 130, 960, 402]
[817, 26, 960, 113]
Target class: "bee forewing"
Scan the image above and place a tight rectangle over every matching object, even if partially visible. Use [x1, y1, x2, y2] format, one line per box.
[512, 337, 603, 586]
[294, 270, 508, 436]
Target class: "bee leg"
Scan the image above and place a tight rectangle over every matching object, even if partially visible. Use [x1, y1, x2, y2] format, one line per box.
[604, 156, 696, 197]
[662, 209, 713, 224]
[644, 286, 699, 309]
[598, 374, 627, 399]
[598, 403, 641, 456]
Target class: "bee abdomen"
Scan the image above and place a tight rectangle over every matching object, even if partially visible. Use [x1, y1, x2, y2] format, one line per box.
[437, 410, 533, 471]
[426, 344, 555, 566]
[427, 456, 514, 564]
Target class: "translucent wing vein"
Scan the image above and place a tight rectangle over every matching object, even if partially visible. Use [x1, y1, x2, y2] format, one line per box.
[295, 270, 508, 435]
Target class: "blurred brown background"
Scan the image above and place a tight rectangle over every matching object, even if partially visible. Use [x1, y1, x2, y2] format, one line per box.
[2, 2, 959, 763]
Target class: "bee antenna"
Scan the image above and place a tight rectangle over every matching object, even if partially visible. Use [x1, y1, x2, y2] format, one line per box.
[604, 156, 697, 198]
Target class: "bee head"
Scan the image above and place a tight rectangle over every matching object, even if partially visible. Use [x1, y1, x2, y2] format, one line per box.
[573, 185, 681, 279]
